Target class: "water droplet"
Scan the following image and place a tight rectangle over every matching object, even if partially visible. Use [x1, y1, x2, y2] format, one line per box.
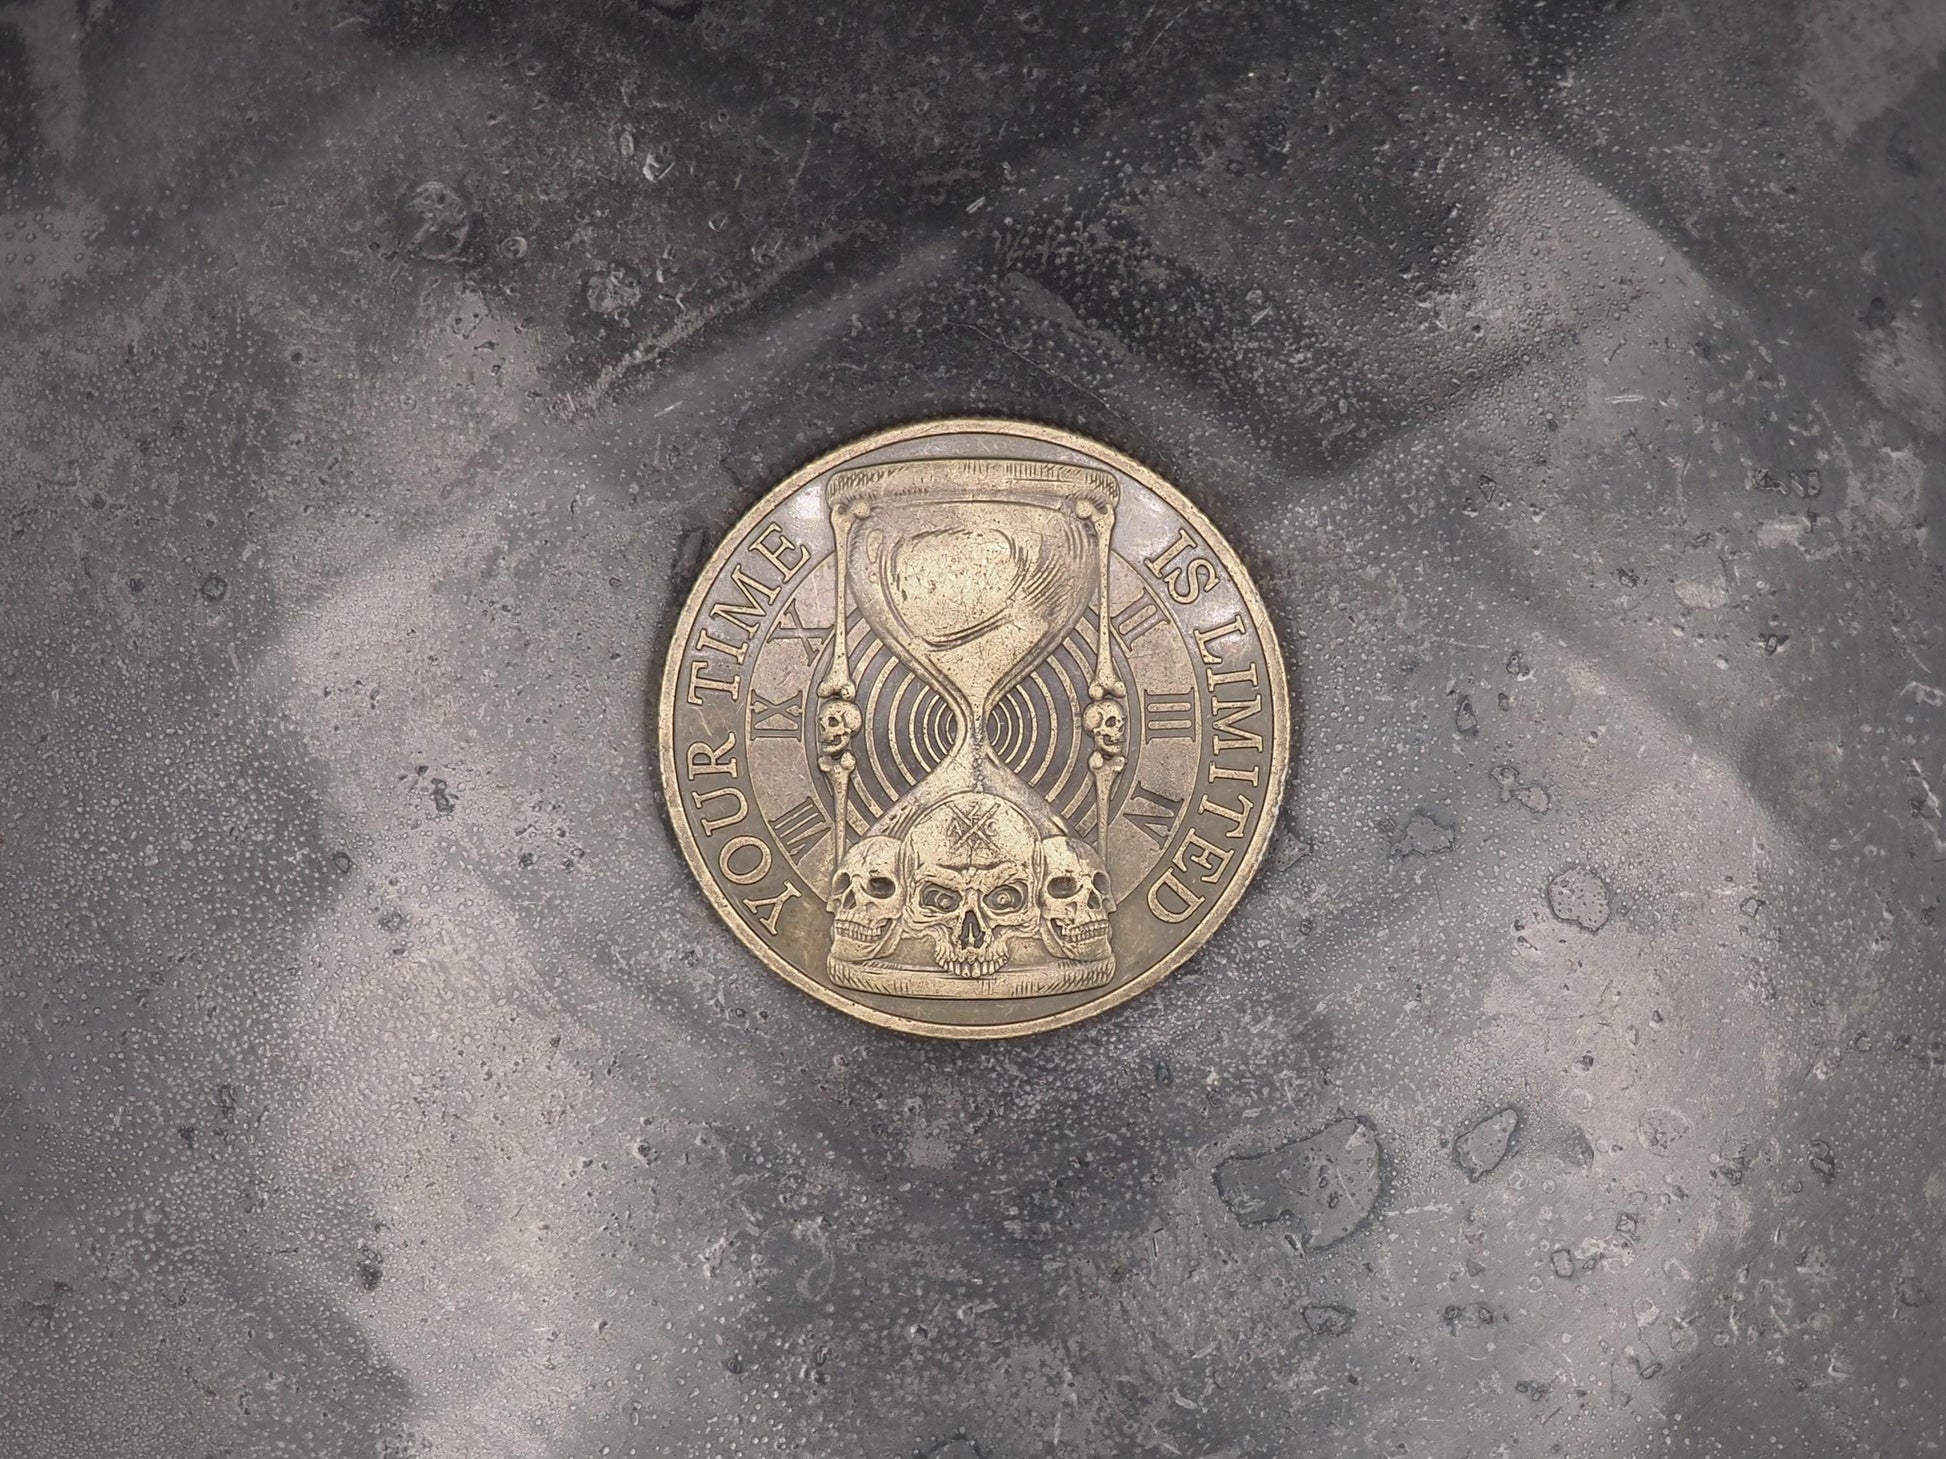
[1215, 1117, 1382, 1252]
[1303, 1303, 1356, 1337]
[1454, 1106, 1519, 1180]
[1547, 865, 1612, 931]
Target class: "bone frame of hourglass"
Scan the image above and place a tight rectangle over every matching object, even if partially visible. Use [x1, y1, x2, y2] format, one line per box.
[815, 456, 1127, 998]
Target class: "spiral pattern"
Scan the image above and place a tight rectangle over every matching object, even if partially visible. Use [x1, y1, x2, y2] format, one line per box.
[817, 613, 1137, 831]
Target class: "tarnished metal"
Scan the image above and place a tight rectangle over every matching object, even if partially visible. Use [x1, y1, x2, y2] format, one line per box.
[660, 420, 1289, 1035]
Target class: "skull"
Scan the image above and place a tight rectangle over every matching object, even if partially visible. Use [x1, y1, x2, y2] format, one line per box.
[817, 697, 862, 758]
[825, 836, 903, 960]
[1083, 696, 1126, 759]
[1037, 836, 1115, 961]
[900, 793, 1041, 979]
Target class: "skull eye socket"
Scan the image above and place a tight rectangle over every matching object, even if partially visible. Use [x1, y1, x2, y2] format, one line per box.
[1091, 872, 1110, 893]
[918, 883, 962, 914]
[984, 882, 1027, 914]
[1047, 875, 1079, 899]
[865, 875, 896, 899]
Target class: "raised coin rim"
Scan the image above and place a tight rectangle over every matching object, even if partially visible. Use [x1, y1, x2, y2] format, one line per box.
[657, 417, 1292, 1039]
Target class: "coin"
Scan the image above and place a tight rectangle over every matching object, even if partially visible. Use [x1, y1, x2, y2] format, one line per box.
[658, 419, 1291, 1038]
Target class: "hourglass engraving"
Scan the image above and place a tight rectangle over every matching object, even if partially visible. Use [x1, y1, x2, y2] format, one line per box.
[817, 458, 1124, 999]
[659, 418, 1290, 1039]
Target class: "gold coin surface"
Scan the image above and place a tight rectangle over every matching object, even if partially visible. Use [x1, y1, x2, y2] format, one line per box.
[658, 419, 1291, 1038]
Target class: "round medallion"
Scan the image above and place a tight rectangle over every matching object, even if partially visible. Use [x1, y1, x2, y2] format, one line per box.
[657, 419, 1291, 1038]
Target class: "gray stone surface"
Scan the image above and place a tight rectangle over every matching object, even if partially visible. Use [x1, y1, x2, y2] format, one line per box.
[2, 1, 1944, 1456]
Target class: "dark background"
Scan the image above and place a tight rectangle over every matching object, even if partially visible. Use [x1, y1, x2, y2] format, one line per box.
[1, 0, 1942, 1455]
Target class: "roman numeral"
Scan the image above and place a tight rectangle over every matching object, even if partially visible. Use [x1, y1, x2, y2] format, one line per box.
[770, 600, 832, 666]
[1122, 783, 1184, 851]
[768, 795, 829, 860]
[1111, 594, 1169, 646]
[1142, 690, 1194, 740]
[750, 687, 804, 738]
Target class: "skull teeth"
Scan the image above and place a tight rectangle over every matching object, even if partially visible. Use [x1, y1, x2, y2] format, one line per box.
[1050, 918, 1110, 955]
[940, 955, 1006, 979]
[833, 916, 889, 945]
[931, 939, 1009, 978]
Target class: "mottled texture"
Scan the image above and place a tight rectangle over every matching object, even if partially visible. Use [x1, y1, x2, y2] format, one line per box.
[2, 0, 1943, 1456]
